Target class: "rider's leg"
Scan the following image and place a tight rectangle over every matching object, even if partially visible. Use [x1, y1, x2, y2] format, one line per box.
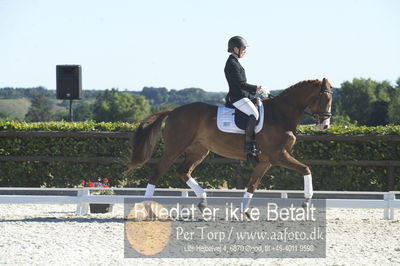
[232, 98, 260, 162]
[232, 98, 259, 120]
[245, 115, 258, 155]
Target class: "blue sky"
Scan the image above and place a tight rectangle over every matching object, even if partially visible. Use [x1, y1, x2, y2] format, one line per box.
[0, 0, 399, 92]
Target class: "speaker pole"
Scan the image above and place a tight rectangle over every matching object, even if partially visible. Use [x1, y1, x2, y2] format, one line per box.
[69, 99, 74, 122]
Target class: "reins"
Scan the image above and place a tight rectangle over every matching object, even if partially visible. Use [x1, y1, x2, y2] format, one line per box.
[266, 85, 333, 124]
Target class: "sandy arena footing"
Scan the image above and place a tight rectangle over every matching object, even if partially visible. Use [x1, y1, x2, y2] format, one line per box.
[0, 204, 399, 265]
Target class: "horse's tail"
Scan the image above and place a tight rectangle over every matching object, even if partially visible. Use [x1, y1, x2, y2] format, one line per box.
[128, 109, 173, 170]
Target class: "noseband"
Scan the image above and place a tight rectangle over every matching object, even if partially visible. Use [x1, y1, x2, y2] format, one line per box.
[305, 87, 333, 124]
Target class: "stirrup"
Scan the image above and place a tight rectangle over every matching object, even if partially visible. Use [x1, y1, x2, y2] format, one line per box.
[246, 153, 259, 164]
[245, 143, 261, 154]
[252, 147, 261, 156]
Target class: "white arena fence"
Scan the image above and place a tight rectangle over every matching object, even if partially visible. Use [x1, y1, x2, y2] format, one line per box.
[0, 187, 399, 220]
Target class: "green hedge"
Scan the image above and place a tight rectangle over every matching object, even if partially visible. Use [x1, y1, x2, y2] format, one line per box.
[0, 122, 399, 191]
[0, 121, 135, 188]
[0, 121, 138, 132]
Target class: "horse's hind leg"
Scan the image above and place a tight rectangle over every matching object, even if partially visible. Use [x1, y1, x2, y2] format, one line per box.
[177, 142, 210, 182]
[144, 136, 191, 199]
[176, 142, 210, 212]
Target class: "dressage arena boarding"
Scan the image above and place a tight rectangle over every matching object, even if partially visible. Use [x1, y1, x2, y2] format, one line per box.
[0, 187, 400, 265]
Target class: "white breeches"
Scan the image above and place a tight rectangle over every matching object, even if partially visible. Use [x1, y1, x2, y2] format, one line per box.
[232, 97, 259, 121]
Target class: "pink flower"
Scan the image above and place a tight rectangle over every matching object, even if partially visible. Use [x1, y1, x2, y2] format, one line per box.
[80, 180, 86, 185]
[88, 182, 95, 187]
[103, 178, 109, 183]
[103, 185, 109, 188]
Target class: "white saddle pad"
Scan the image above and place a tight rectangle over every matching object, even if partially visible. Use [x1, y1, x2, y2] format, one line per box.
[217, 104, 264, 134]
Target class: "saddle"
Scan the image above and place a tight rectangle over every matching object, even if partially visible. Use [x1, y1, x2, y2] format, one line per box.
[216, 101, 264, 134]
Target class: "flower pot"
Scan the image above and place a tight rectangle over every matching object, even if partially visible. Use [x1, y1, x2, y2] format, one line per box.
[89, 203, 113, 213]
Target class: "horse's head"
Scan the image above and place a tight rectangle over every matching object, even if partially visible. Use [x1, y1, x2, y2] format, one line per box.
[308, 78, 333, 130]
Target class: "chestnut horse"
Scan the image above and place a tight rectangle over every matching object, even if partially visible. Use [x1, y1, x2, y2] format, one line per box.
[129, 78, 333, 213]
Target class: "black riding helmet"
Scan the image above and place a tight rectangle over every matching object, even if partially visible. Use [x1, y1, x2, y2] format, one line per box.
[227, 36, 248, 52]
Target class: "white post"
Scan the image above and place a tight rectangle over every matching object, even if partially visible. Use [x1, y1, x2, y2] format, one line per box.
[384, 193, 395, 220]
[181, 190, 189, 198]
[76, 188, 90, 215]
[281, 192, 288, 199]
[180, 190, 190, 219]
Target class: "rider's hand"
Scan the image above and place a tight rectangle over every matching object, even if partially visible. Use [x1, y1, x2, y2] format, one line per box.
[260, 86, 270, 95]
[256, 86, 270, 100]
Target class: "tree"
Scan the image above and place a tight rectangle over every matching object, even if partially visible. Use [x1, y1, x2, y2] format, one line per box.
[93, 89, 150, 122]
[369, 101, 388, 126]
[0, 110, 15, 121]
[331, 115, 358, 126]
[74, 102, 94, 121]
[0, 110, 8, 117]
[25, 92, 53, 122]
[150, 103, 178, 114]
[168, 88, 207, 105]
[388, 94, 400, 124]
[335, 78, 393, 126]
[388, 78, 400, 124]
[52, 110, 69, 121]
[141, 87, 169, 105]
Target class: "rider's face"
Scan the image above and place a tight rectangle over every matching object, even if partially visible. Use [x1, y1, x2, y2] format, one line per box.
[233, 46, 247, 58]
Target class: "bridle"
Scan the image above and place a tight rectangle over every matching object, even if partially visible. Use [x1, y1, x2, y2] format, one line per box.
[304, 87, 333, 125]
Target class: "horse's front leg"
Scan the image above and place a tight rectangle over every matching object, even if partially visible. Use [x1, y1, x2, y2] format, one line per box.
[271, 149, 313, 205]
[241, 162, 271, 216]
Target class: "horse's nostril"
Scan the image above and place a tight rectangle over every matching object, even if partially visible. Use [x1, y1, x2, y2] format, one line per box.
[323, 125, 329, 130]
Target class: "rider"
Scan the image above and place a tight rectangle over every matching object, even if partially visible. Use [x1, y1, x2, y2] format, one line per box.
[224, 36, 268, 163]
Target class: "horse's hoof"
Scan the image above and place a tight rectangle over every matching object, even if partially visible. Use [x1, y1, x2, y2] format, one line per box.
[197, 198, 207, 213]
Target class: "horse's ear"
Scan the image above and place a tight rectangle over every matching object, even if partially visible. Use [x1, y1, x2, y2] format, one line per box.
[322, 78, 328, 88]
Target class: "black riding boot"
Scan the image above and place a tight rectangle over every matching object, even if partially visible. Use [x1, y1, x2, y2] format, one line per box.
[245, 115, 260, 163]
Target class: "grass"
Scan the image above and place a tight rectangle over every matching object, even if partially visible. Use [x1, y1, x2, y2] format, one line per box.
[0, 98, 31, 119]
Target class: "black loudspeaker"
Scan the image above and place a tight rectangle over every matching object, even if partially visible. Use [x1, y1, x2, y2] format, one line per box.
[56, 65, 82, 100]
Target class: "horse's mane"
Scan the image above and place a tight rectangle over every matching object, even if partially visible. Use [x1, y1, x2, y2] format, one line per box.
[269, 79, 322, 103]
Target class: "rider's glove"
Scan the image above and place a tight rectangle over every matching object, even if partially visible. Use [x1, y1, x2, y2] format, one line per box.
[256, 86, 270, 100]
